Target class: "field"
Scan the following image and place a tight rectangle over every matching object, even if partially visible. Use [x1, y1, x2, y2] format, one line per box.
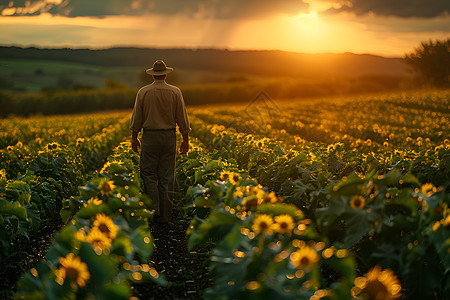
[0, 57, 239, 92]
[0, 90, 449, 299]
[0, 48, 414, 114]
[0, 58, 143, 92]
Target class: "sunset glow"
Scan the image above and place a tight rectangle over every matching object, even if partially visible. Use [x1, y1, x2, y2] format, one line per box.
[0, 0, 448, 56]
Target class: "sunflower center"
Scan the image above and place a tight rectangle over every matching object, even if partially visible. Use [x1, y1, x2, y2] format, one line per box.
[247, 199, 258, 207]
[98, 223, 110, 234]
[259, 222, 268, 229]
[103, 184, 112, 192]
[354, 199, 362, 207]
[92, 237, 104, 244]
[300, 256, 310, 266]
[65, 266, 80, 282]
[363, 280, 389, 300]
[280, 222, 288, 229]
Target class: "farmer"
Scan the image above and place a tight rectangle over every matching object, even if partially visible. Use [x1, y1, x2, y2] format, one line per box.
[130, 60, 190, 223]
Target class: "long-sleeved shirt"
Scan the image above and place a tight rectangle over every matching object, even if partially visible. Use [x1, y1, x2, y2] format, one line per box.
[130, 79, 191, 135]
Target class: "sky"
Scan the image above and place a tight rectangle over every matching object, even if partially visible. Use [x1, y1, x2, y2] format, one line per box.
[0, 0, 449, 57]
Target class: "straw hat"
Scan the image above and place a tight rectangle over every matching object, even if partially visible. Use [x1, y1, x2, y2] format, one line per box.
[146, 60, 173, 75]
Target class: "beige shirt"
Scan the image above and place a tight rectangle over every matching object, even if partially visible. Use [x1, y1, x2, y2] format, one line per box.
[130, 80, 191, 135]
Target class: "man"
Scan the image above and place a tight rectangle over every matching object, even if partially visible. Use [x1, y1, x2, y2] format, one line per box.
[130, 60, 190, 223]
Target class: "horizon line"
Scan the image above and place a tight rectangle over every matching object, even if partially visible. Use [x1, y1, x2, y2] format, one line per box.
[0, 43, 404, 59]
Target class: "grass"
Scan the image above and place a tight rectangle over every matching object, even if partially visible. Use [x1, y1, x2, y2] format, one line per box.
[0, 58, 141, 92]
[0, 58, 240, 93]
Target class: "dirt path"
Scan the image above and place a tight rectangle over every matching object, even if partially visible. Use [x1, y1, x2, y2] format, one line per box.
[0, 213, 62, 299]
[132, 208, 212, 299]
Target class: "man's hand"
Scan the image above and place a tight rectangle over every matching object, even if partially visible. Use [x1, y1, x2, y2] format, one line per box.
[179, 140, 189, 154]
[132, 138, 141, 153]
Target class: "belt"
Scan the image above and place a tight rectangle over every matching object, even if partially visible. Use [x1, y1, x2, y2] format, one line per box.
[144, 127, 176, 132]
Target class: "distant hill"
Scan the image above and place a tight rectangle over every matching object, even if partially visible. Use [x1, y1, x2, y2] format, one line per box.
[0, 46, 411, 78]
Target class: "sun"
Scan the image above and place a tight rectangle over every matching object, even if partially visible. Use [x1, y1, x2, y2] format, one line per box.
[286, 10, 328, 46]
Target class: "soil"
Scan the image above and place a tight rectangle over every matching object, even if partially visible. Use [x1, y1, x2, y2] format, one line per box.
[0, 208, 212, 300]
[132, 208, 213, 300]
[0, 213, 63, 300]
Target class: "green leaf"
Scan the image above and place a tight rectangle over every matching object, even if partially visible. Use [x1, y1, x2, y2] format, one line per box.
[330, 174, 365, 197]
[79, 242, 118, 287]
[205, 160, 220, 173]
[220, 224, 245, 252]
[0, 198, 27, 220]
[77, 203, 111, 219]
[5, 180, 31, 205]
[343, 209, 375, 248]
[25, 204, 41, 232]
[194, 170, 204, 184]
[193, 197, 218, 208]
[402, 245, 442, 299]
[129, 228, 153, 261]
[103, 282, 131, 300]
[111, 235, 133, 259]
[326, 255, 356, 281]
[257, 203, 300, 220]
[188, 208, 238, 250]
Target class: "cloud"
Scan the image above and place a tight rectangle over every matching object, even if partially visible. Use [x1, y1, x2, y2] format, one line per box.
[0, 0, 309, 18]
[325, 0, 450, 18]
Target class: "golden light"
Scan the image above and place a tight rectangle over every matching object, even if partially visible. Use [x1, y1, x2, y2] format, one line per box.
[283, 11, 331, 52]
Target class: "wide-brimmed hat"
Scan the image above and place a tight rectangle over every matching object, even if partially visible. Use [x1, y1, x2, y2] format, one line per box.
[146, 60, 173, 75]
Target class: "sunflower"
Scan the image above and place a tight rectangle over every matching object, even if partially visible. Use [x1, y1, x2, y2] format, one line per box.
[100, 181, 115, 195]
[220, 171, 241, 185]
[350, 196, 365, 209]
[75, 229, 87, 242]
[93, 213, 118, 239]
[272, 214, 294, 235]
[233, 186, 244, 198]
[263, 191, 278, 204]
[230, 173, 241, 185]
[85, 227, 112, 249]
[219, 171, 231, 181]
[250, 186, 266, 199]
[432, 221, 440, 231]
[242, 196, 262, 209]
[57, 253, 90, 287]
[47, 142, 59, 150]
[87, 197, 103, 206]
[295, 136, 304, 144]
[421, 183, 434, 197]
[290, 246, 320, 270]
[100, 162, 111, 174]
[210, 126, 218, 134]
[444, 215, 450, 227]
[353, 265, 401, 300]
[75, 138, 85, 148]
[252, 214, 274, 235]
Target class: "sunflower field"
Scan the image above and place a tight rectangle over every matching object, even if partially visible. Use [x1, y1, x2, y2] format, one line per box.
[1, 90, 449, 299]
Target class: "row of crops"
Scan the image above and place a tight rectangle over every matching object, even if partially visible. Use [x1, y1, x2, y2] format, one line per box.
[1, 90, 449, 299]
[191, 90, 449, 152]
[0, 112, 132, 298]
[180, 116, 449, 299]
[14, 142, 164, 299]
[179, 91, 449, 299]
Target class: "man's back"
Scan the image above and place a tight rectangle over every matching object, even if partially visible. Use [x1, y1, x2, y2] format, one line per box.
[130, 79, 190, 135]
[130, 59, 190, 224]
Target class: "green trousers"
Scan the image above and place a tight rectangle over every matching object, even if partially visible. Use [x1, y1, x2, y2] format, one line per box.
[140, 129, 176, 223]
